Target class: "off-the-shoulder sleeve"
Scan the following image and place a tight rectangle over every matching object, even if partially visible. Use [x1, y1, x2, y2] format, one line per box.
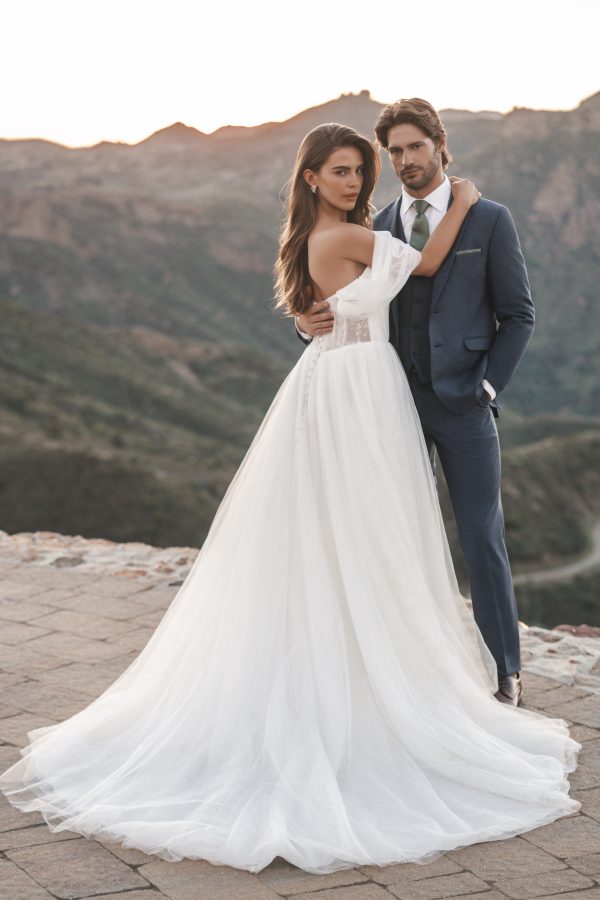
[336, 230, 421, 319]
[372, 229, 421, 296]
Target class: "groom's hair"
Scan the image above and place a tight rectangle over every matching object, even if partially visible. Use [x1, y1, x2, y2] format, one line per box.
[374, 98, 452, 169]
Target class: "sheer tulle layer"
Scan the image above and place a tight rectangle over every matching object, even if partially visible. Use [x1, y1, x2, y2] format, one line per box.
[0, 338, 581, 874]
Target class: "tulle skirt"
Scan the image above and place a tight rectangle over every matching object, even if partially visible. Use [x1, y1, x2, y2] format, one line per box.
[0, 339, 581, 874]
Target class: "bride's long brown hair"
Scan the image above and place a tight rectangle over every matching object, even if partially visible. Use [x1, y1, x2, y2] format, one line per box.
[274, 123, 380, 317]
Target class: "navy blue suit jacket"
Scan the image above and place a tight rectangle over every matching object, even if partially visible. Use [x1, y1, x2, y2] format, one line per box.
[373, 194, 534, 414]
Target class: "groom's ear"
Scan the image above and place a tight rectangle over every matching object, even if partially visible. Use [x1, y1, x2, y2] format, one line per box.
[437, 136, 449, 168]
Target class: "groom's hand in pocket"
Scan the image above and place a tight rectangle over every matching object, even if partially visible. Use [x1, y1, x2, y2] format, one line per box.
[296, 300, 335, 337]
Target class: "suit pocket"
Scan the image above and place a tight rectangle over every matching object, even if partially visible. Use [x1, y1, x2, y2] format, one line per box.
[456, 248, 482, 255]
[463, 335, 494, 351]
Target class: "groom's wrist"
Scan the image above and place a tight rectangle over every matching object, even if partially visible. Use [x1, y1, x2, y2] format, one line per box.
[295, 318, 313, 342]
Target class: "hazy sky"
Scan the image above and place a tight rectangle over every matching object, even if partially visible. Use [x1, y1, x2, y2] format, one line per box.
[3, 0, 598, 148]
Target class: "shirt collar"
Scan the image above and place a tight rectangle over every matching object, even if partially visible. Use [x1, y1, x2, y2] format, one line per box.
[401, 174, 451, 213]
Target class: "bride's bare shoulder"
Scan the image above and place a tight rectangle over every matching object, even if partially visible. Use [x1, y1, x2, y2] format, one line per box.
[309, 224, 374, 261]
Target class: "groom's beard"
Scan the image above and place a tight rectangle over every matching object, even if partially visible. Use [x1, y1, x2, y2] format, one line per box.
[400, 155, 441, 192]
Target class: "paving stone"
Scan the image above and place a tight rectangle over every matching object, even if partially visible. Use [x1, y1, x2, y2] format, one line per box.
[447, 836, 566, 878]
[0, 743, 20, 769]
[0, 640, 67, 674]
[17, 630, 129, 663]
[0, 798, 44, 832]
[387, 872, 489, 899]
[0, 598, 56, 622]
[0, 620, 53, 644]
[4, 680, 92, 720]
[129, 586, 176, 610]
[98, 841, 153, 866]
[294, 885, 392, 900]
[412, 895, 507, 900]
[36, 589, 109, 611]
[521, 673, 567, 692]
[135, 608, 169, 628]
[525, 686, 593, 710]
[138, 858, 281, 899]
[0, 822, 81, 849]
[564, 852, 600, 874]
[573, 787, 600, 821]
[0, 711, 57, 746]
[569, 725, 600, 743]
[6, 838, 150, 898]
[86, 597, 155, 621]
[521, 891, 600, 900]
[569, 764, 600, 790]
[358, 855, 463, 884]
[522, 814, 600, 857]
[102, 627, 154, 655]
[580, 741, 600, 774]
[0, 857, 55, 898]
[39, 662, 119, 699]
[29, 591, 150, 619]
[32, 608, 137, 640]
[0, 700, 21, 718]
[81, 893, 168, 900]
[493, 868, 595, 898]
[0, 580, 51, 600]
[257, 855, 368, 894]
[0, 671, 29, 690]
[86, 575, 167, 599]
[17, 572, 99, 591]
[544, 696, 600, 728]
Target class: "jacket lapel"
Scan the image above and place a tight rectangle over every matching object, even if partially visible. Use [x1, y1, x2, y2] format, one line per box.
[376, 196, 404, 240]
[431, 192, 471, 308]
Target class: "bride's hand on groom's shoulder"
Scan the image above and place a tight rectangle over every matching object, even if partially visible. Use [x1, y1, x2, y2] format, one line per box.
[449, 176, 481, 208]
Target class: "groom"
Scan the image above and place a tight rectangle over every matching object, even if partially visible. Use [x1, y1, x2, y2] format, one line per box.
[295, 98, 534, 707]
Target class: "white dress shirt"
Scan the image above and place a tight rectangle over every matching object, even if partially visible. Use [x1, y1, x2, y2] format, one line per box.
[296, 175, 496, 400]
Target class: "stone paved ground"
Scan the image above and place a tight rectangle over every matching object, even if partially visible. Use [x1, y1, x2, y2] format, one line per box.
[1, 536, 600, 899]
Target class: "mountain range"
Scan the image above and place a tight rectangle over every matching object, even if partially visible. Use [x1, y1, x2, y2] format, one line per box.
[0, 89, 599, 625]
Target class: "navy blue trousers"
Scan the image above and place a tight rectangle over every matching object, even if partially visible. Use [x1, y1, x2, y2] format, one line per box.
[406, 371, 521, 678]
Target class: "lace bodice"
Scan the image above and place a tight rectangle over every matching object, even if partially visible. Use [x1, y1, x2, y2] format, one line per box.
[313, 230, 421, 352]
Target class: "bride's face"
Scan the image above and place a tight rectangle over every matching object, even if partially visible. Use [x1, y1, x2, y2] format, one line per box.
[304, 146, 365, 213]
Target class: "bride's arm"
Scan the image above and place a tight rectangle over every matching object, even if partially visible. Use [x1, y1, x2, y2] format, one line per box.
[412, 178, 480, 276]
[326, 178, 480, 276]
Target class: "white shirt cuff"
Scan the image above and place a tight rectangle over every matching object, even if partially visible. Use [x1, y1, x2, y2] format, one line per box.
[482, 378, 496, 400]
[295, 319, 312, 341]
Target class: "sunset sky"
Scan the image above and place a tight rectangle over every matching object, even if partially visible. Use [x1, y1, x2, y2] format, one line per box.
[4, 0, 598, 148]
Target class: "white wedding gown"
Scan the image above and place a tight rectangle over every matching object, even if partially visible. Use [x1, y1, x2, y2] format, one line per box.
[0, 231, 581, 874]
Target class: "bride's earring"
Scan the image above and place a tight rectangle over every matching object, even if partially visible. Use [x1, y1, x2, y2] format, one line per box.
[311, 184, 317, 195]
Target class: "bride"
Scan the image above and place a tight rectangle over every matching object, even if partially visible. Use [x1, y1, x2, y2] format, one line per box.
[0, 123, 581, 875]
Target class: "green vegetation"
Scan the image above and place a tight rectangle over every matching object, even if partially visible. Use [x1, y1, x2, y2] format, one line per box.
[516, 569, 600, 630]
[0, 91, 599, 626]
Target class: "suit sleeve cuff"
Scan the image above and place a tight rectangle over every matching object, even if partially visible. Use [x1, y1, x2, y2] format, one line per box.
[295, 319, 313, 341]
[482, 378, 496, 400]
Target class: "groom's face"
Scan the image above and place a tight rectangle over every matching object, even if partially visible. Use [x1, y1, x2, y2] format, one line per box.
[386, 123, 443, 192]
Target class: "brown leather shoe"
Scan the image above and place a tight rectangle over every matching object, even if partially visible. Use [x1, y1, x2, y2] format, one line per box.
[495, 672, 523, 707]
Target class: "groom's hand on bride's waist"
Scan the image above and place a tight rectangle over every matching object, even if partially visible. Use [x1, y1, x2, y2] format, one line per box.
[296, 301, 335, 339]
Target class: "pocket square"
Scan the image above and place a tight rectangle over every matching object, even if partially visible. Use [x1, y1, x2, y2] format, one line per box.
[456, 248, 482, 255]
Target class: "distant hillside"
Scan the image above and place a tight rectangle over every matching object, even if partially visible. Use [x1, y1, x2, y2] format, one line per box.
[0, 296, 287, 545]
[1, 90, 599, 628]
[1, 89, 598, 412]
